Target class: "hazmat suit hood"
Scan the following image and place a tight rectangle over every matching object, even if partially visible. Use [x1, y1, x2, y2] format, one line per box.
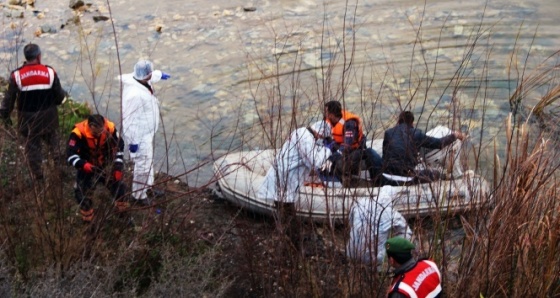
[129, 59, 164, 84]
[310, 120, 332, 138]
[309, 120, 332, 147]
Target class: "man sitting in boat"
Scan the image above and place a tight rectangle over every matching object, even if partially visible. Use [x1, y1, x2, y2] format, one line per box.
[382, 111, 466, 183]
[324, 100, 382, 186]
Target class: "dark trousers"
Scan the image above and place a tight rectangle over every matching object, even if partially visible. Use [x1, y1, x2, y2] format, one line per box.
[21, 129, 60, 179]
[336, 148, 383, 185]
[18, 108, 60, 179]
[74, 170, 128, 211]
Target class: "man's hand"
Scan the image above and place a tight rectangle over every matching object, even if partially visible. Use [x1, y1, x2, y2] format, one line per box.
[320, 159, 333, 173]
[324, 137, 340, 152]
[320, 159, 333, 172]
[113, 170, 123, 181]
[453, 131, 467, 141]
[129, 144, 139, 153]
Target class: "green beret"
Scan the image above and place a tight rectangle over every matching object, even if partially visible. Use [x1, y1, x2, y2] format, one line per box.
[385, 237, 415, 254]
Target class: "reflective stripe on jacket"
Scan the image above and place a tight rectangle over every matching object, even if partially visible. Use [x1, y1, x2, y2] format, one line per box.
[388, 259, 442, 298]
[13, 64, 55, 92]
[2, 63, 66, 114]
[69, 119, 117, 167]
[331, 110, 364, 149]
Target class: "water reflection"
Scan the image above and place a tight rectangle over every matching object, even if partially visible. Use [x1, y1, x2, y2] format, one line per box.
[1, 0, 559, 185]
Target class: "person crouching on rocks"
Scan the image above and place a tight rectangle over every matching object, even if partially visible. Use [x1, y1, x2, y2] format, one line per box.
[66, 114, 130, 222]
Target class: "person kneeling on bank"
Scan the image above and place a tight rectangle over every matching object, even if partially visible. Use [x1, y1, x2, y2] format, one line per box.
[386, 237, 442, 298]
[66, 114, 130, 222]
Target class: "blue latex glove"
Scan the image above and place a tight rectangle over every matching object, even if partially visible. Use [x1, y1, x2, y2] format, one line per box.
[161, 72, 171, 80]
[323, 136, 340, 152]
[324, 136, 334, 149]
[129, 144, 139, 153]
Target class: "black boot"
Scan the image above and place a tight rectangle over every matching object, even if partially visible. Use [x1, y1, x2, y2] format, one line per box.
[147, 188, 165, 198]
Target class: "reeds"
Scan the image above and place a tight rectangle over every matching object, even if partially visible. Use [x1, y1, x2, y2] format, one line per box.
[1, 1, 560, 297]
[454, 114, 560, 296]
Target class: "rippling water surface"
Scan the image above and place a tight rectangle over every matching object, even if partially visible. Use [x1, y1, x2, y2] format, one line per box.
[1, 0, 559, 185]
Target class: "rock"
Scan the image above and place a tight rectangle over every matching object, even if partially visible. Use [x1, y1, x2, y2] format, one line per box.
[69, 0, 84, 10]
[243, 7, 257, 12]
[4, 8, 24, 18]
[66, 14, 81, 25]
[8, 0, 22, 6]
[431, 94, 454, 106]
[97, 5, 108, 14]
[92, 15, 109, 22]
[191, 83, 216, 96]
[172, 14, 184, 21]
[453, 25, 463, 37]
[40, 25, 57, 34]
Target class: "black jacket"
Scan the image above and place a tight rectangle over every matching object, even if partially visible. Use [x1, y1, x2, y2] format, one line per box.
[66, 120, 124, 171]
[0, 63, 67, 136]
[382, 123, 456, 176]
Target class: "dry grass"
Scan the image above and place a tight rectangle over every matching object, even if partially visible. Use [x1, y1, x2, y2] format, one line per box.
[453, 115, 560, 296]
[2, 2, 560, 297]
[2, 82, 560, 298]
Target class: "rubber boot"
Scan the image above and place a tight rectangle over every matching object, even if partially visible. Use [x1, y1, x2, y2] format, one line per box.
[80, 209, 94, 223]
[114, 200, 130, 213]
[147, 188, 165, 198]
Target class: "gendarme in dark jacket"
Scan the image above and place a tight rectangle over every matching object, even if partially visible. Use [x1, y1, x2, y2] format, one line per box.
[0, 44, 67, 179]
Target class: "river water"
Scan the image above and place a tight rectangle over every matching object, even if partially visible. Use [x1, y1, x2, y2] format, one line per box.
[1, 0, 559, 186]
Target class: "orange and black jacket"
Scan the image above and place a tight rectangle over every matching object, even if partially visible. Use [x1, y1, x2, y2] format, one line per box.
[66, 118, 124, 171]
[331, 110, 365, 151]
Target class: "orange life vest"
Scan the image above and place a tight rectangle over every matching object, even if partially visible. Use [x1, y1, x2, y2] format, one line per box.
[331, 110, 364, 149]
[72, 119, 116, 167]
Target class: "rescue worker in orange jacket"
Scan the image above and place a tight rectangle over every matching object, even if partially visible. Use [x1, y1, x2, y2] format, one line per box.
[386, 237, 442, 298]
[323, 100, 382, 186]
[66, 114, 129, 222]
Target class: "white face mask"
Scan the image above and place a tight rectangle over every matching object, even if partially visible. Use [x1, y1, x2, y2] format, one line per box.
[149, 70, 163, 83]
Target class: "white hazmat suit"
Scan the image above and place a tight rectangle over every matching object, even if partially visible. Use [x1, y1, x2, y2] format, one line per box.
[346, 185, 413, 267]
[121, 61, 163, 201]
[257, 121, 332, 203]
[422, 126, 464, 177]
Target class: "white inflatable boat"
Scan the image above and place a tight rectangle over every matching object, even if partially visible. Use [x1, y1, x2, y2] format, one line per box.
[213, 144, 491, 221]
